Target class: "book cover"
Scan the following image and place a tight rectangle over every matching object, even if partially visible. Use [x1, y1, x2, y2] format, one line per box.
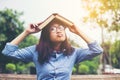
[38, 13, 74, 30]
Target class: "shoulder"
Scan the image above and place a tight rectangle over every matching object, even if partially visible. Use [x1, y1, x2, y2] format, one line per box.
[70, 46, 83, 56]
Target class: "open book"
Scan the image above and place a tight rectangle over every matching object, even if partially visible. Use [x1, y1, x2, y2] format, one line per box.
[38, 13, 74, 30]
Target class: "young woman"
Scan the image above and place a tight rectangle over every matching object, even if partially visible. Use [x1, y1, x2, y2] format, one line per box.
[2, 20, 103, 80]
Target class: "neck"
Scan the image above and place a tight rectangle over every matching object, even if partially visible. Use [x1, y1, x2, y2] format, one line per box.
[52, 42, 62, 51]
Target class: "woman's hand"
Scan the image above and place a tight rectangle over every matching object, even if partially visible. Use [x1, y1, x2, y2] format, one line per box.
[68, 24, 80, 35]
[10, 23, 41, 45]
[25, 24, 41, 35]
[68, 24, 93, 44]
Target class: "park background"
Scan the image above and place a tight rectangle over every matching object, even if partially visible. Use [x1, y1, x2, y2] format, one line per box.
[0, 0, 120, 76]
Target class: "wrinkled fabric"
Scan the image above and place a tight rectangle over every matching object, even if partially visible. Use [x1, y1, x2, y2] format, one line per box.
[2, 41, 103, 80]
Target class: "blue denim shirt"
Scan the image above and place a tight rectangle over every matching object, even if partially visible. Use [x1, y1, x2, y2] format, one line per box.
[2, 41, 103, 80]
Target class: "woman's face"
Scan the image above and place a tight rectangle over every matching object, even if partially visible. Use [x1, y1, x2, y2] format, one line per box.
[49, 23, 66, 43]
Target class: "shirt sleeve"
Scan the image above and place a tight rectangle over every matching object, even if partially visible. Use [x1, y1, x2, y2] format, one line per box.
[75, 41, 103, 64]
[2, 43, 36, 62]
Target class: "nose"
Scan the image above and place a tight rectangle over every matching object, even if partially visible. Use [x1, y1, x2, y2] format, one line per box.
[56, 28, 62, 32]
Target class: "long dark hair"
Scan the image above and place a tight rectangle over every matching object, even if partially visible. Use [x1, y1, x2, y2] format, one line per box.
[36, 21, 74, 64]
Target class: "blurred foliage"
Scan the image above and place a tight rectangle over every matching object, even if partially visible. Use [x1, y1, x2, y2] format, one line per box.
[81, 0, 120, 32]
[110, 40, 120, 68]
[72, 56, 100, 74]
[78, 64, 89, 74]
[0, 8, 24, 64]
[81, 0, 120, 72]
[0, 8, 38, 73]
[69, 38, 80, 48]
[0, 9, 24, 41]
[101, 41, 111, 64]
[72, 67, 77, 74]
[6, 63, 16, 73]
[19, 35, 38, 48]
[16, 62, 35, 74]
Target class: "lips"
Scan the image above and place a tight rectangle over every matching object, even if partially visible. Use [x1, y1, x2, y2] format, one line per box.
[57, 34, 63, 37]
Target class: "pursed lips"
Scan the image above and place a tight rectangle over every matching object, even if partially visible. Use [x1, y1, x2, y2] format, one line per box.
[56, 33, 64, 37]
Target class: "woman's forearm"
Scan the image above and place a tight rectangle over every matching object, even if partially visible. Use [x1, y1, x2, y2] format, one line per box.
[68, 25, 94, 44]
[10, 23, 41, 45]
[10, 31, 29, 45]
[77, 29, 93, 44]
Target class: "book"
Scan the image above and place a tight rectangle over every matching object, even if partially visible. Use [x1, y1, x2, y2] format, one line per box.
[38, 13, 74, 30]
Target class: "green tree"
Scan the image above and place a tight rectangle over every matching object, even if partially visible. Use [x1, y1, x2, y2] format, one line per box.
[19, 35, 38, 48]
[0, 8, 38, 73]
[110, 40, 120, 68]
[81, 0, 120, 42]
[81, 0, 120, 73]
[73, 56, 100, 74]
[79, 57, 100, 74]
[72, 67, 77, 74]
[6, 63, 16, 73]
[78, 64, 89, 74]
[0, 9, 24, 71]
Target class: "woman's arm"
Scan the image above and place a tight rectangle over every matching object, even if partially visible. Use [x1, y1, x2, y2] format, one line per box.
[10, 24, 40, 45]
[2, 24, 40, 62]
[68, 24, 93, 44]
[68, 24, 103, 64]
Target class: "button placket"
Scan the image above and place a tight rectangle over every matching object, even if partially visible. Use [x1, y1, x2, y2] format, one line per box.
[53, 66, 57, 79]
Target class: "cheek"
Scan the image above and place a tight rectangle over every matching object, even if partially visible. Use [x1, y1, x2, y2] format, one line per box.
[63, 33, 66, 39]
[49, 33, 56, 41]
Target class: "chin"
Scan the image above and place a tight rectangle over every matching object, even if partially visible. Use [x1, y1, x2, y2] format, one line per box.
[56, 39, 65, 42]
[60, 40, 65, 42]
[51, 37, 66, 43]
